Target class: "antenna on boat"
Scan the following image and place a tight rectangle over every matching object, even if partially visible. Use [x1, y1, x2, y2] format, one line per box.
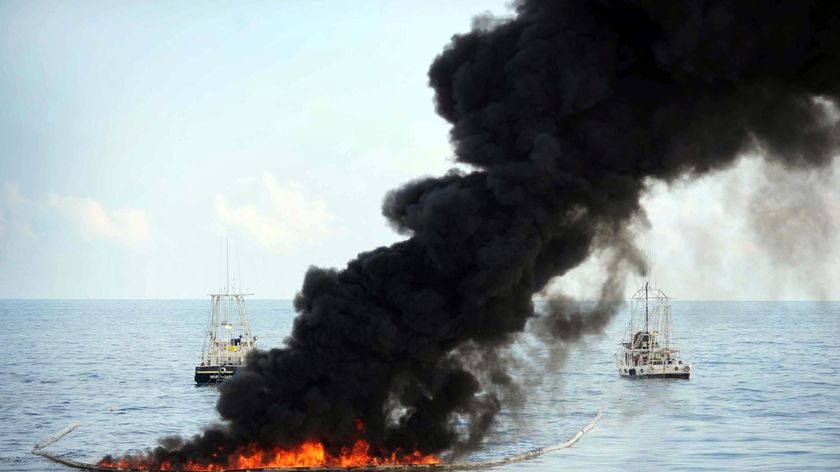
[226, 236, 230, 295]
[218, 237, 223, 294]
[644, 235, 651, 331]
[645, 280, 649, 330]
[235, 238, 242, 294]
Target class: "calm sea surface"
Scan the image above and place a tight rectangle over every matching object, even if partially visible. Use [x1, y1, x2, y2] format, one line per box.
[2, 300, 838, 471]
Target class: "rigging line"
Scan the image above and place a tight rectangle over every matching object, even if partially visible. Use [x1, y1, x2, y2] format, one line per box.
[646, 235, 652, 287]
[236, 238, 242, 295]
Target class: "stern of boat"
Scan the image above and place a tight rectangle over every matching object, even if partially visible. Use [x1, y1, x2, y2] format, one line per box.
[194, 365, 238, 385]
[618, 361, 691, 379]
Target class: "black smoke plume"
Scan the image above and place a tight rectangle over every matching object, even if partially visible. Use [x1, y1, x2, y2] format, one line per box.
[103, 0, 840, 467]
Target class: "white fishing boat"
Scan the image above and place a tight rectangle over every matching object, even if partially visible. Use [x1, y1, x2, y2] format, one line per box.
[616, 281, 691, 379]
[194, 242, 258, 385]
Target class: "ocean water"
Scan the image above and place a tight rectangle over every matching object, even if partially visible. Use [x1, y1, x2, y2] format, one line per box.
[2, 299, 838, 471]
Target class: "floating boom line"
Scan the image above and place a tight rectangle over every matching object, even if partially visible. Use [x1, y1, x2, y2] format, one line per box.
[31, 413, 601, 472]
[442, 411, 602, 470]
[33, 423, 81, 452]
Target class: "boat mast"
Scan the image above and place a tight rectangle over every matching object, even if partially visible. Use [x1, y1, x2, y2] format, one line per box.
[226, 236, 230, 295]
[645, 280, 649, 331]
[223, 236, 230, 330]
[645, 238, 651, 332]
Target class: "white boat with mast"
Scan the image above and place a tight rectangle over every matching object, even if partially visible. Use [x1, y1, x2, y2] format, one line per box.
[195, 240, 258, 385]
[616, 280, 691, 379]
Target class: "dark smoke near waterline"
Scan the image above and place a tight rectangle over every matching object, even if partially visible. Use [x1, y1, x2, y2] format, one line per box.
[104, 0, 840, 467]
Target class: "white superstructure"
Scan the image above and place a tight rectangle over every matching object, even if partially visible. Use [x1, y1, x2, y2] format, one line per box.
[198, 292, 257, 368]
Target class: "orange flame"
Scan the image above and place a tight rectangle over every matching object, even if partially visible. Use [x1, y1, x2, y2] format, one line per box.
[98, 438, 440, 471]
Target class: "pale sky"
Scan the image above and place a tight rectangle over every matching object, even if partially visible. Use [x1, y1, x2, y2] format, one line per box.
[1, 1, 838, 300]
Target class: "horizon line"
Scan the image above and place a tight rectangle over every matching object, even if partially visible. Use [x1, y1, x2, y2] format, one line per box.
[0, 297, 837, 302]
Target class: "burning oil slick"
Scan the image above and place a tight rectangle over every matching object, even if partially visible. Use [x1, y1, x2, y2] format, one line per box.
[102, 1, 840, 469]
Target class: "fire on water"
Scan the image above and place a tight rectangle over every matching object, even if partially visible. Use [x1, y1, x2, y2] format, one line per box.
[97, 439, 441, 471]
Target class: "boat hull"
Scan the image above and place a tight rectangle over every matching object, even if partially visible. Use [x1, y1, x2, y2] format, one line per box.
[620, 371, 690, 379]
[194, 365, 240, 385]
[618, 364, 691, 379]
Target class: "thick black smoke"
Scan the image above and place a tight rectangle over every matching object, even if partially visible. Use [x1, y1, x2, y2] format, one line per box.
[105, 0, 840, 467]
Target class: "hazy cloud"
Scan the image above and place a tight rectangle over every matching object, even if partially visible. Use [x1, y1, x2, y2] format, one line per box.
[2, 182, 36, 236]
[4, 182, 26, 206]
[215, 171, 334, 253]
[48, 194, 151, 248]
